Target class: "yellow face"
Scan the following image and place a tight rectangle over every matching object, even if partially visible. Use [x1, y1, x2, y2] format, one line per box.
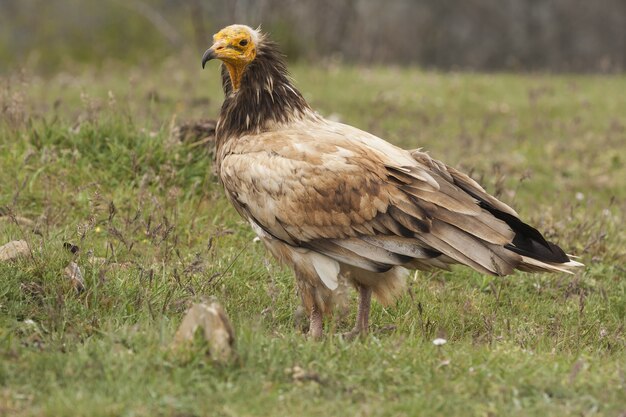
[202, 25, 259, 91]
[211, 25, 257, 64]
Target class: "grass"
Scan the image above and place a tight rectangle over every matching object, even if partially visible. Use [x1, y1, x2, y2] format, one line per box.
[1, 57, 625, 416]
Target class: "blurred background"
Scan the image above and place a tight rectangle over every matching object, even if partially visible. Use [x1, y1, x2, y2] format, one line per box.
[1, 0, 625, 74]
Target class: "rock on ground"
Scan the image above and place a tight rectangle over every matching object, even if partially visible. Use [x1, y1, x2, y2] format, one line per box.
[172, 301, 235, 363]
[0, 240, 30, 262]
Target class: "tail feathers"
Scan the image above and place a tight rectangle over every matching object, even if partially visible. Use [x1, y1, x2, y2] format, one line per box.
[497, 214, 584, 273]
[518, 256, 585, 274]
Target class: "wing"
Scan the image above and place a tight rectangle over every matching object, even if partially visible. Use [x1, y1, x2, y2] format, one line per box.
[220, 119, 523, 277]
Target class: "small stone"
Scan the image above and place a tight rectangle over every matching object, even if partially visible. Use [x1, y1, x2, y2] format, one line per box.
[0, 240, 30, 262]
[172, 301, 235, 363]
[64, 262, 86, 293]
[0, 214, 41, 235]
[432, 338, 447, 346]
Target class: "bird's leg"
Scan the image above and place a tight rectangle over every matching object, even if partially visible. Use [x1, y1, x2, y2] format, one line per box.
[357, 285, 373, 331]
[308, 304, 323, 340]
[343, 285, 372, 340]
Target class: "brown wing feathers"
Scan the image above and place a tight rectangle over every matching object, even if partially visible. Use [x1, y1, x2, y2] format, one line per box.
[383, 164, 520, 276]
[285, 152, 524, 277]
[417, 152, 571, 264]
[315, 148, 571, 276]
[386, 151, 570, 272]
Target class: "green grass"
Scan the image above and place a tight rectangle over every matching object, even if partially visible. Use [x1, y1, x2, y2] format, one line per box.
[1, 59, 625, 416]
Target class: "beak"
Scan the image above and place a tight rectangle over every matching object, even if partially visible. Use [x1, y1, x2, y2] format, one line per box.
[201, 47, 217, 69]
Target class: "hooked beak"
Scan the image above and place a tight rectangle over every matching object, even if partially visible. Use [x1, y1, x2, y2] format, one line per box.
[201, 47, 217, 69]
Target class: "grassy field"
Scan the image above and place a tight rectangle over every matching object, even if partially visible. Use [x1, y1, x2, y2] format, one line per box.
[1, 58, 625, 416]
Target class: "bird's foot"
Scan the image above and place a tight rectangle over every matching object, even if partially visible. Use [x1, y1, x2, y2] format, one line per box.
[340, 285, 372, 341]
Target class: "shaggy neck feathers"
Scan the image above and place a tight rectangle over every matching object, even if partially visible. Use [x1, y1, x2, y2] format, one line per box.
[216, 40, 311, 141]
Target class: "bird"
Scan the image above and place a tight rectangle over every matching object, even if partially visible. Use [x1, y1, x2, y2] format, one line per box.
[201, 24, 583, 339]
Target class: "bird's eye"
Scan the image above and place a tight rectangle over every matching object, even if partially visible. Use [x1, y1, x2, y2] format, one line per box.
[239, 39, 248, 46]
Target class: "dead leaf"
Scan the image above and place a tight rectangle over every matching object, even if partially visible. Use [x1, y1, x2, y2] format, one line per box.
[172, 301, 235, 363]
[63, 262, 85, 293]
[284, 365, 322, 384]
[63, 242, 80, 254]
[0, 240, 30, 262]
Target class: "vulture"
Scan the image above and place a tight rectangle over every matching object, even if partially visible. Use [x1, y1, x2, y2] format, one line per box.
[201, 25, 583, 339]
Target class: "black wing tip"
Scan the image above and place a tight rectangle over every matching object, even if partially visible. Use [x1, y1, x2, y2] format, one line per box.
[477, 201, 571, 264]
[505, 241, 571, 264]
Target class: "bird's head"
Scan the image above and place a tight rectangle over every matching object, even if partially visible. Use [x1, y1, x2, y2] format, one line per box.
[202, 24, 261, 91]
